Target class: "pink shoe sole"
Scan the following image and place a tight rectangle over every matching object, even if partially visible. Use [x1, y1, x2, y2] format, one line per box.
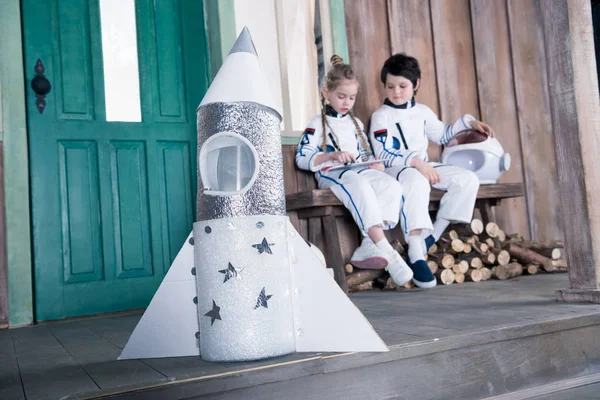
[350, 256, 388, 270]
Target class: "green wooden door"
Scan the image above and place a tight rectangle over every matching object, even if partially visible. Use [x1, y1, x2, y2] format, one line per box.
[22, 0, 209, 321]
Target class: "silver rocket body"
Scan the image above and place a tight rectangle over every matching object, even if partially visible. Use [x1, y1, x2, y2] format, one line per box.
[196, 102, 285, 220]
[194, 59, 294, 360]
[193, 215, 294, 361]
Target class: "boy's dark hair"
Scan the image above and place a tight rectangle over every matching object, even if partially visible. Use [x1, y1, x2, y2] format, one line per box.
[380, 53, 421, 86]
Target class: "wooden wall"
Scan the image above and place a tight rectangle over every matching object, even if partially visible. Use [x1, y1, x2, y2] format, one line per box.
[344, 0, 563, 241]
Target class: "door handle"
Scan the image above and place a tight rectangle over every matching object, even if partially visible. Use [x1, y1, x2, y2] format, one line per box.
[31, 59, 51, 114]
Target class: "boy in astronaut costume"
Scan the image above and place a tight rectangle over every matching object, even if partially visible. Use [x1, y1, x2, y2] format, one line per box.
[368, 53, 495, 289]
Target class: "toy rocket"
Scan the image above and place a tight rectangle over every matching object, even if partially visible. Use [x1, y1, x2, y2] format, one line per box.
[119, 27, 387, 362]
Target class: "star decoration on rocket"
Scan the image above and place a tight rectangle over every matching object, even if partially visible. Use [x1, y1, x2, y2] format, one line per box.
[254, 287, 273, 309]
[204, 300, 222, 326]
[218, 262, 243, 282]
[252, 237, 274, 255]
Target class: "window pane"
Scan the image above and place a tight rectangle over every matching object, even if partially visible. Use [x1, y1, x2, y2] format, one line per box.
[99, 0, 142, 122]
[215, 145, 256, 192]
[199, 132, 259, 196]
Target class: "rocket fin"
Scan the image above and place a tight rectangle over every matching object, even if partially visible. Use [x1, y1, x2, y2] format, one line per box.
[119, 232, 200, 359]
[287, 222, 389, 353]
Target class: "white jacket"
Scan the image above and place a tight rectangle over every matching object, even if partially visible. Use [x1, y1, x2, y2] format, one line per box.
[369, 98, 475, 167]
[295, 107, 373, 173]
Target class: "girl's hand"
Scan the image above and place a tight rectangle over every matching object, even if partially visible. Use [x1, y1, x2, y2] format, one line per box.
[469, 120, 495, 138]
[412, 158, 441, 185]
[368, 161, 384, 171]
[329, 151, 357, 164]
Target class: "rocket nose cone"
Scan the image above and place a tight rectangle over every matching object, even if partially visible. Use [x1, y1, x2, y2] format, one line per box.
[229, 26, 258, 56]
[197, 26, 282, 119]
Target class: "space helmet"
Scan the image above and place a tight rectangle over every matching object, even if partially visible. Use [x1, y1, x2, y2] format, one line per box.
[440, 129, 511, 184]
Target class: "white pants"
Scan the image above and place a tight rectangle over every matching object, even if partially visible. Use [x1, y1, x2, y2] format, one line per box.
[316, 168, 403, 235]
[387, 163, 479, 235]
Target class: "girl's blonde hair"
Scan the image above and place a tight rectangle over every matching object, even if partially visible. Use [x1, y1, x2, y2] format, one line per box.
[320, 55, 371, 159]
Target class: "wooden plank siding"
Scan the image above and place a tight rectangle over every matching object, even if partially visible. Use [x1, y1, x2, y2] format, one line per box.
[470, 0, 529, 237]
[430, 0, 480, 122]
[344, 0, 390, 129]
[507, 0, 562, 241]
[344, 0, 564, 241]
[387, 0, 441, 161]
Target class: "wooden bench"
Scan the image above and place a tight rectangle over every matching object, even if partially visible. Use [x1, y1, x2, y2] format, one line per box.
[282, 145, 525, 291]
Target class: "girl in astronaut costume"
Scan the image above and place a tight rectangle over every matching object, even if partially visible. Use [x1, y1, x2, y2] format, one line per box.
[369, 53, 495, 289]
[295, 55, 412, 286]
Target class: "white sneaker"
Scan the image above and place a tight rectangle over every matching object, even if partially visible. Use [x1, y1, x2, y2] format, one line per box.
[350, 237, 388, 269]
[386, 251, 414, 286]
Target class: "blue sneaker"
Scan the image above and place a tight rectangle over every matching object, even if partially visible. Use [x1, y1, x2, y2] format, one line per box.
[409, 259, 437, 289]
[424, 235, 436, 252]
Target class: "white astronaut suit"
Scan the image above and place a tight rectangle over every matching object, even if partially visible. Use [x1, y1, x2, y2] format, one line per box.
[295, 106, 403, 236]
[369, 98, 480, 236]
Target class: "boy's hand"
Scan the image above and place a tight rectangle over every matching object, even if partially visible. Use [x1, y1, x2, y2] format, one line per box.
[368, 161, 384, 171]
[329, 151, 357, 164]
[412, 158, 441, 185]
[469, 120, 495, 137]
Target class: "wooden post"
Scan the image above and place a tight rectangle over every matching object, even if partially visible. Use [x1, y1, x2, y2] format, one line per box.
[541, 0, 600, 302]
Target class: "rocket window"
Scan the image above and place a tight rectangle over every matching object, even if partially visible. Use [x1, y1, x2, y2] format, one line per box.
[199, 132, 259, 196]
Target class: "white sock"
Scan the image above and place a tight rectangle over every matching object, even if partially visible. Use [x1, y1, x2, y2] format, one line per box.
[375, 238, 395, 256]
[407, 236, 425, 263]
[432, 218, 451, 241]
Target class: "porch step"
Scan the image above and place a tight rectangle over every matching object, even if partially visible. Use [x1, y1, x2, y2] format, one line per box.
[69, 312, 600, 400]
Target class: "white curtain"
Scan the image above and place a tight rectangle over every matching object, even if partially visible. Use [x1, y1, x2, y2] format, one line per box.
[234, 0, 320, 134]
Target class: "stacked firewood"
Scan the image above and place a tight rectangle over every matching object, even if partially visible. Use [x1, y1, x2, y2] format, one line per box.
[346, 219, 566, 292]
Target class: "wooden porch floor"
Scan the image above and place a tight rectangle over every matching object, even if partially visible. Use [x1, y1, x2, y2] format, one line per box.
[1, 274, 600, 400]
